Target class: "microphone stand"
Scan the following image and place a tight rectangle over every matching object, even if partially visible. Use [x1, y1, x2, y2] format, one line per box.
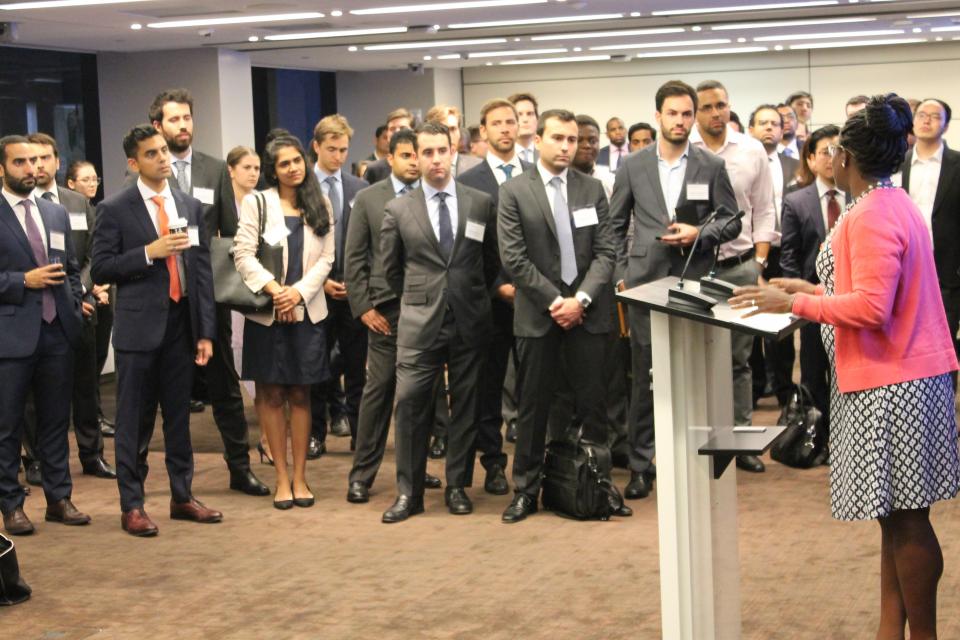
[666, 206, 734, 311]
[699, 210, 747, 299]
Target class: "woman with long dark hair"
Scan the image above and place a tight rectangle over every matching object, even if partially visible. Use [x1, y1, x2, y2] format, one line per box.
[233, 136, 334, 509]
[732, 94, 959, 639]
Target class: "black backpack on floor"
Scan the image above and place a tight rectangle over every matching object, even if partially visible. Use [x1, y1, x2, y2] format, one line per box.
[542, 440, 621, 520]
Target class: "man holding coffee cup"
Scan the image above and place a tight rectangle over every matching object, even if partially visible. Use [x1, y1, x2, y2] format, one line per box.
[91, 124, 220, 537]
[0, 135, 87, 536]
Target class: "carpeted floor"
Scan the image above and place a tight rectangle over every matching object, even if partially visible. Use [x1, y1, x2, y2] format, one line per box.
[6, 382, 959, 639]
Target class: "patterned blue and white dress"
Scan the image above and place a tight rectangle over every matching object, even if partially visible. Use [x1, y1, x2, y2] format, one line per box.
[817, 226, 960, 521]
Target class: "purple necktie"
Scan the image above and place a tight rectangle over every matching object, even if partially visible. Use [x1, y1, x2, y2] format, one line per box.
[21, 200, 57, 323]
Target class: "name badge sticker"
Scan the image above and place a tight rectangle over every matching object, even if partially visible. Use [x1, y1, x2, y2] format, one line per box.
[262, 224, 292, 247]
[50, 231, 66, 251]
[69, 213, 88, 231]
[465, 220, 485, 242]
[193, 187, 215, 205]
[686, 183, 709, 201]
[572, 206, 599, 228]
[187, 226, 201, 247]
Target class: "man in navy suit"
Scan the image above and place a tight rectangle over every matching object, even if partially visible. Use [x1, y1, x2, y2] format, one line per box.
[309, 115, 369, 454]
[92, 124, 221, 537]
[0, 136, 88, 535]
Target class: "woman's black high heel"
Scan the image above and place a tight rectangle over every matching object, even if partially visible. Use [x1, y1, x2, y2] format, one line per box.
[258, 442, 273, 465]
[273, 484, 294, 510]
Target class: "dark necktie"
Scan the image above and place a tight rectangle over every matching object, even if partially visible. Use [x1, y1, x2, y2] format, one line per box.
[40, 191, 56, 203]
[500, 164, 514, 180]
[21, 200, 57, 323]
[612, 147, 621, 170]
[826, 189, 840, 231]
[436, 192, 454, 261]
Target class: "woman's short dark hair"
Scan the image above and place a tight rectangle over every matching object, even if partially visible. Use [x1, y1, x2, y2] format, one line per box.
[840, 94, 913, 179]
[262, 135, 331, 237]
[66, 160, 95, 183]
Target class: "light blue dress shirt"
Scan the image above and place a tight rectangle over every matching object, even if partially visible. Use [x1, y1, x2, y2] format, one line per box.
[656, 143, 690, 219]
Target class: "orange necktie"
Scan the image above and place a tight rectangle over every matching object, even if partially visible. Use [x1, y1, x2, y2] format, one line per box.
[151, 195, 182, 302]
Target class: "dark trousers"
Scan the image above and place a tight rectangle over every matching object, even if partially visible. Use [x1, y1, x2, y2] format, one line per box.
[115, 301, 194, 512]
[750, 247, 796, 405]
[349, 301, 400, 488]
[626, 305, 655, 474]
[394, 312, 484, 497]
[513, 325, 607, 498]
[799, 322, 831, 433]
[312, 297, 368, 441]
[466, 302, 512, 482]
[95, 295, 113, 417]
[206, 304, 252, 471]
[0, 319, 73, 514]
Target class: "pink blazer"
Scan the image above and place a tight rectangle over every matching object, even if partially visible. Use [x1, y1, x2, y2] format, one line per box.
[792, 187, 958, 393]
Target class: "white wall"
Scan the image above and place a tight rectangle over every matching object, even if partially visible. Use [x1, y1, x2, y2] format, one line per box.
[462, 41, 960, 148]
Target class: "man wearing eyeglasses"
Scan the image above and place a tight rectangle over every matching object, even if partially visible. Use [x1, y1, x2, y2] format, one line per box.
[902, 98, 960, 383]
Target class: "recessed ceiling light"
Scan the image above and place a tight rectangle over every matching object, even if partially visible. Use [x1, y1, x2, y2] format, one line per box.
[486, 62, 493, 65]
[500, 54, 611, 65]
[930, 26, 960, 33]
[363, 38, 507, 50]
[147, 12, 324, 29]
[532, 27, 685, 41]
[130, 23, 142, 30]
[907, 10, 960, 18]
[331, 9, 343, 17]
[632, 46, 769, 58]
[712, 17, 876, 30]
[247, 35, 259, 42]
[936, 36, 944, 41]
[774, 45, 784, 50]
[737, 37, 746, 42]
[912, 27, 923, 33]
[653, 1, 838, 17]
[691, 26, 702, 31]
[348, 45, 358, 51]
[423, 55, 432, 60]
[437, 53, 462, 59]
[630, 11, 641, 17]
[572, 46, 582, 51]
[448, 13, 622, 29]
[753, 29, 904, 41]
[264, 27, 408, 42]
[351, 0, 547, 15]
[513, 37, 521, 42]
[590, 38, 730, 51]
[468, 47, 567, 58]
[0, 0, 153, 9]
[788, 37, 925, 49]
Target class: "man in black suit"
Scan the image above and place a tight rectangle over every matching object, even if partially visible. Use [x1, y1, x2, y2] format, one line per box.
[458, 98, 531, 495]
[498, 109, 629, 523]
[309, 115, 369, 453]
[610, 80, 740, 499]
[362, 108, 414, 184]
[92, 124, 222, 536]
[23, 133, 114, 481]
[780, 125, 843, 443]
[902, 98, 960, 375]
[509, 93, 540, 165]
[379, 121, 500, 522]
[0, 136, 89, 535]
[597, 117, 628, 172]
[146, 89, 267, 496]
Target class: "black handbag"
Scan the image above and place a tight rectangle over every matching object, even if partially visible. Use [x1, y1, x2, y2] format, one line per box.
[211, 192, 284, 314]
[0, 534, 31, 606]
[542, 440, 621, 520]
[771, 384, 823, 469]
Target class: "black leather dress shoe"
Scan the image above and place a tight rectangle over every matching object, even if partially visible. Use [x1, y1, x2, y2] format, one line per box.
[501, 493, 538, 523]
[428, 435, 446, 459]
[382, 495, 424, 523]
[307, 436, 326, 460]
[346, 481, 369, 504]
[624, 471, 652, 500]
[424, 472, 442, 489]
[189, 399, 205, 413]
[736, 454, 766, 473]
[24, 461, 41, 487]
[505, 419, 518, 443]
[229, 468, 270, 496]
[82, 456, 117, 479]
[445, 487, 473, 515]
[608, 486, 633, 517]
[483, 464, 509, 495]
[99, 416, 116, 438]
[330, 415, 351, 438]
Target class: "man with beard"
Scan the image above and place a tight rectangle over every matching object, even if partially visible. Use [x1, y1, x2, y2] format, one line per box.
[610, 80, 740, 500]
[628, 123, 657, 153]
[598, 117, 628, 172]
[144, 89, 268, 497]
[776, 103, 801, 160]
[0, 136, 88, 535]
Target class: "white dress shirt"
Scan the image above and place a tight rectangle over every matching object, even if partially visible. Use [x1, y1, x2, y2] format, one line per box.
[486, 151, 523, 186]
[767, 151, 785, 226]
[590, 165, 615, 202]
[607, 144, 628, 171]
[422, 179, 458, 242]
[907, 142, 944, 240]
[777, 138, 800, 160]
[171, 148, 193, 191]
[137, 177, 186, 293]
[816, 177, 846, 232]
[2, 187, 46, 251]
[656, 143, 689, 218]
[389, 174, 419, 196]
[537, 162, 569, 217]
[516, 141, 536, 165]
[34, 184, 60, 205]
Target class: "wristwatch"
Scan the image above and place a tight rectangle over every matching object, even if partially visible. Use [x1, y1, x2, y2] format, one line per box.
[755, 256, 769, 269]
[575, 291, 592, 309]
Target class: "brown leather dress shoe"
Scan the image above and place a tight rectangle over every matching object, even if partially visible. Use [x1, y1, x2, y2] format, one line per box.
[3, 507, 35, 536]
[45, 498, 91, 526]
[170, 498, 223, 523]
[121, 508, 158, 537]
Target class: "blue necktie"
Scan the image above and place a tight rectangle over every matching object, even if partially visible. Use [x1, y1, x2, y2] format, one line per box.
[550, 177, 577, 285]
[21, 200, 57, 322]
[436, 192, 454, 262]
[325, 176, 344, 272]
[500, 164, 514, 180]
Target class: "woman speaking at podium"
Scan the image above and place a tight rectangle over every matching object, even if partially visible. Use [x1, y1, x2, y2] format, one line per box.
[731, 93, 959, 640]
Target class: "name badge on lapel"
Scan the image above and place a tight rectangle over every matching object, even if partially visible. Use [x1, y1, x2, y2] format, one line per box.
[50, 231, 66, 252]
[686, 183, 709, 201]
[465, 220, 485, 242]
[193, 187, 215, 205]
[68, 213, 88, 231]
[572, 206, 599, 228]
[187, 226, 201, 247]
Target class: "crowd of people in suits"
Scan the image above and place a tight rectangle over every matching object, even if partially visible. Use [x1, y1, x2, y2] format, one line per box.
[1, 79, 957, 538]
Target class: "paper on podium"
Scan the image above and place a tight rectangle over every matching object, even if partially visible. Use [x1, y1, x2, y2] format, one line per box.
[733, 310, 797, 334]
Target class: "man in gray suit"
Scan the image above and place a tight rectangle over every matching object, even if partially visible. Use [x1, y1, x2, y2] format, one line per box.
[380, 121, 500, 523]
[610, 80, 740, 500]
[498, 109, 628, 523]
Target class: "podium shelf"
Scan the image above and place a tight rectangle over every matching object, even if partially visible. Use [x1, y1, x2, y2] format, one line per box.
[698, 426, 787, 479]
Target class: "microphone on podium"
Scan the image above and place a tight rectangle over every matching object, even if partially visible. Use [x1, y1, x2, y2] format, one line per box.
[667, 205, 742, 311]
[699, 209, 747, 299]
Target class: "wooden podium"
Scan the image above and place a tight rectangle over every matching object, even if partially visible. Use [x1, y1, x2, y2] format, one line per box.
[618, 276, 804, 640]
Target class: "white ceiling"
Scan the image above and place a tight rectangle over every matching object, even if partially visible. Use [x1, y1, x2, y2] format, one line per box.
[1, 0, 960, 71]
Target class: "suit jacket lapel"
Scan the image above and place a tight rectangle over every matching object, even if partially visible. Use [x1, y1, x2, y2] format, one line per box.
[932, 148, 957, 218]
[806, 185, 825, 237]
[641, 150, 670, 223]
[901, 150, 913, 191]
[131, 188, 160, 243]
[678, 148, 702, 213]
[0, 198, 36, 264]
[36, 199, 59, 250]
[528, 170, 558, 241]
[450, 183, 471, 262]
[412, 190, 445, 262]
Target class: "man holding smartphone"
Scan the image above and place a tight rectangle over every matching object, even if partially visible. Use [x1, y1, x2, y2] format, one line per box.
[0, 135, 87, 536]
[92, 124, 220, 537]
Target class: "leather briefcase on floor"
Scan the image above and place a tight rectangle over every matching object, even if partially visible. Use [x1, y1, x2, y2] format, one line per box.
[542, 440, 620, 520]
[772, 384, 824, 469]
[0, 533, 31, 606]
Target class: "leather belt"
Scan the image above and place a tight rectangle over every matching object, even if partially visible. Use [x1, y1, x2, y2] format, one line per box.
[715, 247, 755, 271]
